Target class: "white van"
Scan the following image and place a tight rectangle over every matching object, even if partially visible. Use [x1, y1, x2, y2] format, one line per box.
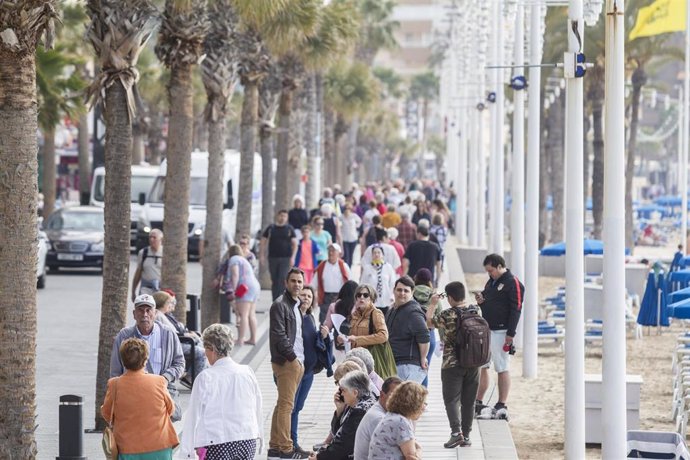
[135, 150, 263, 258]
[90, 164, 159, 247]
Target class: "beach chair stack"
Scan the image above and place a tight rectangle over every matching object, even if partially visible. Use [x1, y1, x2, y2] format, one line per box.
[539, 285, 641, 344]
[671, 332, 690, 436]
[537, 320, 565, 352]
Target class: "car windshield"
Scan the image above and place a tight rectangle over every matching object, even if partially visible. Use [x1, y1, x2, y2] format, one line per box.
[93, 174, 156, 203]
[149, 176, 207, 206]
[47, 210, 104, 231]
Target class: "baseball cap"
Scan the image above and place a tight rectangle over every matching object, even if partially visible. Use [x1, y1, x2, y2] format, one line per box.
[134, 294, 156, 308]
[328, 242, 342, 253]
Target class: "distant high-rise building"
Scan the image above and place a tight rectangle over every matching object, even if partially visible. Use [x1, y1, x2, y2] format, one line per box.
[374, 0, 448, 77]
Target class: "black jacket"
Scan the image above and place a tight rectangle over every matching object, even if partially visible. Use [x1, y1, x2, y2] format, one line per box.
[269, 292, 299, 363]
[313, 332, 335, 377]
[317, 396, 376, 460]
[385, 299, 430, 365]
[480, 269, 524, 337]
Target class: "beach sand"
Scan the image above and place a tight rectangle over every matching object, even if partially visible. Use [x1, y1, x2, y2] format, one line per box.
[463, 271, 681, 459]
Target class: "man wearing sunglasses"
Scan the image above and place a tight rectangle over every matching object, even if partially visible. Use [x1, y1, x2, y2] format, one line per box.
[385, 276, 430, 384]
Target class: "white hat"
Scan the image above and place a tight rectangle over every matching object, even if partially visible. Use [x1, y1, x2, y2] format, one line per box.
[328, 242, 342, 253]
[134, 294, 155, 308]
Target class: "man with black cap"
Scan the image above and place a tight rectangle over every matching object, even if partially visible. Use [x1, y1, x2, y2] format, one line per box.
[110, 294, 185, 420]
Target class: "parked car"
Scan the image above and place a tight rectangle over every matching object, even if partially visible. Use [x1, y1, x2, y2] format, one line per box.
[44, 206, 105, 271]
[37, 229, 48, 289]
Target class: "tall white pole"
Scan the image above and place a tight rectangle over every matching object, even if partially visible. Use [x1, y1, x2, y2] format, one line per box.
[678, 87, 684, 199]
[564, 0, 585, 457]
[478, 107, 487, 248]
[493, 0, 506, 255]
[458, 101, 468, 244]
[601, 0, 627, 457]
[523, 1, 542, 378]
[679, 9, 690, 254]
[469, 109, 479, 247]
[488, 0, 499, 254]
[511, 2, 526, 348]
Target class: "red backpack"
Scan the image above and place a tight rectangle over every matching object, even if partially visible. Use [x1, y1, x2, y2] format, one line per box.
[454, 306, 491, 368]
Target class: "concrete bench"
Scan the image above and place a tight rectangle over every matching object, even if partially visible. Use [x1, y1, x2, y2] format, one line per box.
[478, 419, 519, 459]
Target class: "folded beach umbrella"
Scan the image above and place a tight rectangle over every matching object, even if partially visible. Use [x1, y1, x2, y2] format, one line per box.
[638, 271, 669, 327]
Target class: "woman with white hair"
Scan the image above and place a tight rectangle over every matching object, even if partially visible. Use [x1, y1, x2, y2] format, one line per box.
[179, 324, 263, 459]
[309, 371, 376, 460]
[289, 194, 309, 240]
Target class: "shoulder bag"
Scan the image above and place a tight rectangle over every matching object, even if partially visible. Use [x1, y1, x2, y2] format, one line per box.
[102, 379, 119, 460]
[366, 310, 397, 379]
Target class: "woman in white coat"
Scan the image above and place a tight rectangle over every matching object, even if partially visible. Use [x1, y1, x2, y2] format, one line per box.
[179, 324, 263, 459]
[359, 245, 396, 310]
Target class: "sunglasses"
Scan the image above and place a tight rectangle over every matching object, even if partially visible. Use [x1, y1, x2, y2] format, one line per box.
[355, 292, 370, 299]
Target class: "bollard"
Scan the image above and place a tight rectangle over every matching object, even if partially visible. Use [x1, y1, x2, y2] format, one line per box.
[56, 394, 86, 460]
[186, 293, 201, 332]
[220, 294, 232, 324]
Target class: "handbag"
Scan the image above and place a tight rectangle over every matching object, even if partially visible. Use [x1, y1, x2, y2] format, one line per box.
[366, 310, 397, 379]
[234, 283, 249, 298]
[102, 379, 118, 460]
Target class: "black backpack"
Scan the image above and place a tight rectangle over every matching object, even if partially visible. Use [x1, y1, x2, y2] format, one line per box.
[454, 306, 491, 368]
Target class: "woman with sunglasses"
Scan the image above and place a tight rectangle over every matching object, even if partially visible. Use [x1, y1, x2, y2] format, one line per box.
[346, 285, 393, 378]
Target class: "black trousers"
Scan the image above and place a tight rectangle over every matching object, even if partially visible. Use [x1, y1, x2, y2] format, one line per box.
[441, 365, 480, 436]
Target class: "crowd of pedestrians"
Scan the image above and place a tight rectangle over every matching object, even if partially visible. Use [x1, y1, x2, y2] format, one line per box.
[103, 179, 524, 459]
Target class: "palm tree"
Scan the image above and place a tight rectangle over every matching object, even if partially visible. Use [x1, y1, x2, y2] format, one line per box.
[409, 71, 439, 143]
[199, 0, 239, 328]
[323, 60, 379, 185]
[623, 0, 683, 251]
[156, 0, 209, 322]
[85, 0, 159, 429]
[0, 2, 57, 455]
[234, 23, 272, 242]
[355, 0, 398, 65]
[36, 46, 85, 218]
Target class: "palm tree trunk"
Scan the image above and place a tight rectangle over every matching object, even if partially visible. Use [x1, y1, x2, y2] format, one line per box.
[305, 74, 318, 208]
[42, 126, 57, 218]
[0, 52, 40, 459]
[275, 87, 293, 212]
[323, 109, 335, 187]
[549, 93, 565, 243]
[94, 80, 132, 430]
[162, 63, 194, 323]
[237, 80, 258, 240]
[627, 67, 646, 253]
[132, 119, 145, 165]
[201, 115, 225, 329]
[78, 111, 91, 205]
[259, 123, 274, 289]
[591, 98, 604, 239]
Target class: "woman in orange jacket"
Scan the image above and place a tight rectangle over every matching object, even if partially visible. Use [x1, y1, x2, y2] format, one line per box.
[102, 338, 179, 459]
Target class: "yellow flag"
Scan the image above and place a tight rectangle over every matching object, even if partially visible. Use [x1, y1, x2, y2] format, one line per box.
[629, 0, 686, 40]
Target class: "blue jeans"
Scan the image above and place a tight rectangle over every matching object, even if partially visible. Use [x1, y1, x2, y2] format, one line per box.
[396, 363, 428, 384]
[342, 241, 357, 267]
[422, 329, 436, 387]
[291, 370, 315, 448]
